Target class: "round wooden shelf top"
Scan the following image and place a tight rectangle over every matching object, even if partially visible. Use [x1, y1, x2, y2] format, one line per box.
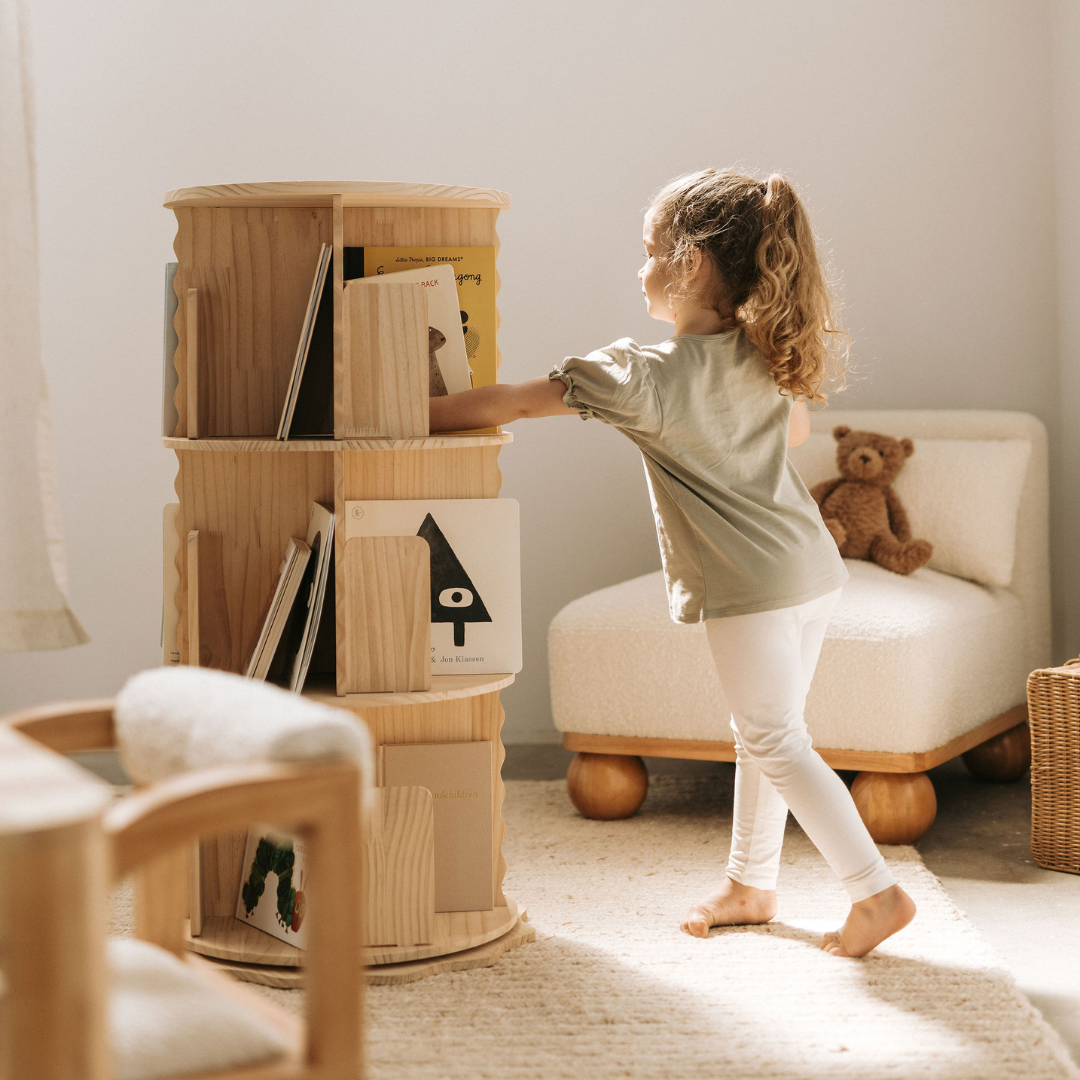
[163, 433, 513, 453]
[164, 181, 512, 210]
[303, 672, 515, 709]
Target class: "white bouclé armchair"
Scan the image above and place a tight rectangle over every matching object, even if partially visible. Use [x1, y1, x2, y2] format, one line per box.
[549, 410, 1050, 842]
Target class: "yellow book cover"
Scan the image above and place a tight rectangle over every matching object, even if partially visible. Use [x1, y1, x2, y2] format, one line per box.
[360, 247, 499, 388]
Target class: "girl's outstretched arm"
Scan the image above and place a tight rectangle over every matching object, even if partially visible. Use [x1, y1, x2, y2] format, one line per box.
[788, 399, 810, 448]
[430, 377, 576, 432]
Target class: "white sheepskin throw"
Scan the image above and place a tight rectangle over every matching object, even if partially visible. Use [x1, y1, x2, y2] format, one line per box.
[108, 937, 289, 1080]
[114, 667, 372, 788]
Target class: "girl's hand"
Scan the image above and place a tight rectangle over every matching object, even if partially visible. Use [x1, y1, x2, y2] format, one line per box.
[430, 377, 576, 432]
[788, 399, 810, 448]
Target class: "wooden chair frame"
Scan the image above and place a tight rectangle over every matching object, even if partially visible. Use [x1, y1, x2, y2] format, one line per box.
[3, 698, 364, 1080]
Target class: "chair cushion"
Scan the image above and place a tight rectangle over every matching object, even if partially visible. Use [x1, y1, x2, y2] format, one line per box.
[789, 432, 1031, 588]
[114, 667, 373, 788]
[549, 561, 1028, 755]
[108, 937, 289, 1080]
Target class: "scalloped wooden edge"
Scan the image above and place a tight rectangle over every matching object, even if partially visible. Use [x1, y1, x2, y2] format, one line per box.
[164, 433, 513, 452]
[164, 181, 512, 210]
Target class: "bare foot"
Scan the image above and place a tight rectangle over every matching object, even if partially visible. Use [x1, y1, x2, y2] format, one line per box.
[821, 885, 916, 957]
[680, 877, 777, 938]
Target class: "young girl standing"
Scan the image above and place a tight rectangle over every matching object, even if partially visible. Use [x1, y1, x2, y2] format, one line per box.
[430, 168, 915, 957]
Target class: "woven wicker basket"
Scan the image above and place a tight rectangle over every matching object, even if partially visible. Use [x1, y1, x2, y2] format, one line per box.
[1028, 657, 1080, 874]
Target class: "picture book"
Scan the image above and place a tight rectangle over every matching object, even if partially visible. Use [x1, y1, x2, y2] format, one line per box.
[380, 741, 494, 912]
[344, 499, 521, 675]
[356, 247, 498, 389]
[234, 827, 309, 949]
[244, 537, 312, 680]
[277, 244, 332, 439]
[162, 263, 179, 437]
[274, 502, 334, 692]
[360, 262, 472, 396]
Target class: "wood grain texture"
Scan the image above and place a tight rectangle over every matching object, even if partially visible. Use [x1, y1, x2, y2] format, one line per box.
[172, 206, 333, 438]
[134, 845, 189, 956]
[341, 206, 499, 247]
[363, 786, 435, 948]
[186, 287, 200, 437]
[343, 536, 431, 694]
[218, 914, 534, 989]
[197, 830, 249, 918]
[3, 698, 115, 754]
[341, 280, 429, 439]
[164, 433, 511, 452]
[380, 786, 435, 946]
[166, 181, 511, 210]
[189, 839, 202, 936]
[187, 915, 300, 966]
[0, 726, 112, 1080]
[0, 814, 110, 1080]
[566, 752, 648, 820]
[561, 705, 1030, 774]
[363, 898, 518, 966]
[851, 771, 938, 844]
[332, 195, 344, 446]
[186, 530, 201, 665]
[340, 445, 503, 501]
[186, 530, 232, 670]
[175, 450, 333, 670]
[304, 672, 514, 709]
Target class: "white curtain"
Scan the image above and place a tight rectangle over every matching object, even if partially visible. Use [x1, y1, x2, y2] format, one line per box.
[0, 0, 87, 651]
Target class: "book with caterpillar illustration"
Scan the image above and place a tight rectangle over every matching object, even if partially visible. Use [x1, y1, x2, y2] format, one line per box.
[234, 827, 309, 949]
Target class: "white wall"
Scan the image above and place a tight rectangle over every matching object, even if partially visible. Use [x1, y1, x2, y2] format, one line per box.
[1054, 0, 1080, 666]
[0, 0, 1070, 743]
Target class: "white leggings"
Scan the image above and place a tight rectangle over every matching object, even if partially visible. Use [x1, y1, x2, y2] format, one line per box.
[705, 589, 895, 903]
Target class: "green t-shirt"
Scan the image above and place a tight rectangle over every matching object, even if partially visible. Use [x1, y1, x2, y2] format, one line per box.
[550, 331, 847, 622]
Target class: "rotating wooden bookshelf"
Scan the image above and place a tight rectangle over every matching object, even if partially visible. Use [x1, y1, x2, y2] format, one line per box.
[163, 180, 531, 985]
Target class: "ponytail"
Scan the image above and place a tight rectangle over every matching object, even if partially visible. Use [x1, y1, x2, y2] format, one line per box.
[742, 174, 848, 403]
[649, 169, 849, 403]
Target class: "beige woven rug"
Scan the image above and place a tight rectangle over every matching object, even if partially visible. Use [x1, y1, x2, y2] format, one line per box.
[117, 776, 1080, 1079]
[261, 777, 1078, 1079]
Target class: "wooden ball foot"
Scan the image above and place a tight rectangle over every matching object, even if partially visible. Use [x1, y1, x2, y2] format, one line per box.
[851, 771, 937, 844]
[962, 722, 1030, 782]
[566, 752, 648, 820]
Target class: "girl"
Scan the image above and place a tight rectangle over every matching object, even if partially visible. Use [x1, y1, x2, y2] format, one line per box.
[429, 169, 915, 958]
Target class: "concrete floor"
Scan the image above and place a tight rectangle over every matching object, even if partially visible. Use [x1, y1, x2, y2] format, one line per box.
[503, 744, 1080, 1064]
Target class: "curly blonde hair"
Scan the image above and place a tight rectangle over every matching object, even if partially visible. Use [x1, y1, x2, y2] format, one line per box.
[648, 169, 849, 403]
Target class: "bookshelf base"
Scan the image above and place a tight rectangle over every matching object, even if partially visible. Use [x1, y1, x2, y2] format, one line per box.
[184, 898, 524, 983]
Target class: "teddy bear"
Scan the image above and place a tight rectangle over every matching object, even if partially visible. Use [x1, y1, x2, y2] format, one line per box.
[809, 426, 933, 576]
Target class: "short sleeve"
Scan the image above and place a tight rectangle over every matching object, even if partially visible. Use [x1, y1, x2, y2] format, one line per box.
[549, 338, 662, 442]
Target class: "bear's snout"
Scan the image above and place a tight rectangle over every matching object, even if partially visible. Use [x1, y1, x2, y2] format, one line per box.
[845, 445, 884, 480]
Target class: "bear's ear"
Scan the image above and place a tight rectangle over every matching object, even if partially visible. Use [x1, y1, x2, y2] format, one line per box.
[900, 438, 914, 457]
[833, 425, 851, 441]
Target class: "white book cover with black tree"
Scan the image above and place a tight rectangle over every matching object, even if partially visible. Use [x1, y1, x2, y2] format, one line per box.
[345, 499, 521, 675]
